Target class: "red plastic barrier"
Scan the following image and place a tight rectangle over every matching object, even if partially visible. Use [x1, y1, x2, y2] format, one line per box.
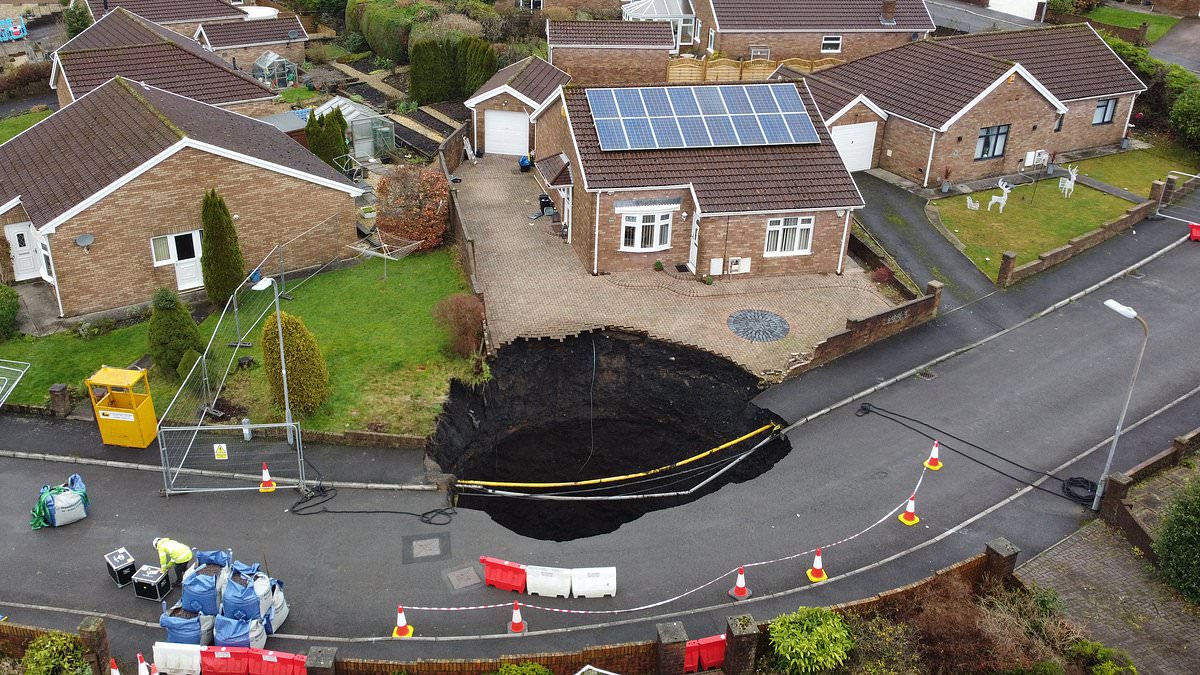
[1189, 222, 1200, 241]
[201, 646, 251, 675]
[479, 556, 527, 593]
[683, 639, 701, 673]
[696, 634, 726, 671]
[293, 653, 307, 675]
[248, 649, 299, 675]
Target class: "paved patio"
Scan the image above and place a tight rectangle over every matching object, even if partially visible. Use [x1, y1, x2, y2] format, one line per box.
[455, 155, 893, 378]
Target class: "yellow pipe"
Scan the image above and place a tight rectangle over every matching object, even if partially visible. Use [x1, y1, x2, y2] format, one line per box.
[456, 423, 780, 489]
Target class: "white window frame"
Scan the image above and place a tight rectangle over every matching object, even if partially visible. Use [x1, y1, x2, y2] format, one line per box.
[619, 210, 674, 253]
[763, 216, 814, 257]
[820, 35, 842, 54]
[707, 28, 715, 52]
[749, 45, 771, 60]
[517, 0, 542, 9]
[1093, 98, 1117, 126]
[151, 230, 202, 267]
[975, 124, 1009, 160]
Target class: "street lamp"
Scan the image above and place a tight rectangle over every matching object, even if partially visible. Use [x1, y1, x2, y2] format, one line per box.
[253, 276, 294, 445]
[1092, 298, 1149, 511]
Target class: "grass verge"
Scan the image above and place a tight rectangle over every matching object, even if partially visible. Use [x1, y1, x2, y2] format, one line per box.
[278, 87, 321, 104]
[1086, 6, 1179, 43]
[1073, 137, 1200, 198]
[0, 109, 53, 144]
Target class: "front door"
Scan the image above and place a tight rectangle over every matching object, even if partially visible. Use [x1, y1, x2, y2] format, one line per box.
[4, 222, 40, 281]
[687, 216, 699, 273]
[172, 231, 203, 290]
[559, 188, 572, 243]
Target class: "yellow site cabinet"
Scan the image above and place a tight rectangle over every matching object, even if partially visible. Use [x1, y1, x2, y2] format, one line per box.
[86, 367, 157, 448]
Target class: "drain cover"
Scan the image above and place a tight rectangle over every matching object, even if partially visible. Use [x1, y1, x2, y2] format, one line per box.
[727, 309, 790, 342]
[401, 533, 451, 564]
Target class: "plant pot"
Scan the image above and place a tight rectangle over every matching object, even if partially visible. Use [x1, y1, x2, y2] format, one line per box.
[940, 181, 951, 194]
[1120, 137, 1131, 150]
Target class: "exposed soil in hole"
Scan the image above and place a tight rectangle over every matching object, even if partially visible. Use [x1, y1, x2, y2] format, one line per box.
[429, 330, 790, 541]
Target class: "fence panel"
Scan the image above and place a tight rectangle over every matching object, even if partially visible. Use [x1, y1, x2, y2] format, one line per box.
[159, 423, 304, 493]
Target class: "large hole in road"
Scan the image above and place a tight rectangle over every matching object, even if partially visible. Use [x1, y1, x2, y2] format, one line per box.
[428, 330, 791, 541]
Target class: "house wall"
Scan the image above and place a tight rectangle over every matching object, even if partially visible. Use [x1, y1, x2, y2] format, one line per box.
[223, 98, 292, 118]
[695, 209, 845, 278]
[827, 102, 886, 168]
[531, 97, 596, 269]
[49, 147, 356, 317]
[592, 187, 696, 273]
[879, 116, 935, 184]
[1, 204, 32, 227]
[1058, 94, 1135, 151]
[471, 92, 536, 155]
[549, 46, 670, 85]
[711, 31, 915, 62]
[55, 75, 74, 107]
[217, 42, 306, 73]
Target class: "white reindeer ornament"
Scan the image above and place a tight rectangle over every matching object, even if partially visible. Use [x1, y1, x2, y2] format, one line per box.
[987, 179, 1013, 213]
[1058, 164, 1079, 198]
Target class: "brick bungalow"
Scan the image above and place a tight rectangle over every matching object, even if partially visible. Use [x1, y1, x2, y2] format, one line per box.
[789, 24, 1146, 187]
[464, 56, 571, 157]
[693, 0, 934, 61]
[194, 14, 309, 69]
[547, 20, 676, 84]
[0, 77, 364, 318]
[52, 8, 279, 117]
[79, 0, 247, 37]
[533, 81, 864, 279]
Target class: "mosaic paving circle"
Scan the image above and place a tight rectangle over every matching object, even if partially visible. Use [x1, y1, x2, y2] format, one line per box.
[727, 309, 790, 342]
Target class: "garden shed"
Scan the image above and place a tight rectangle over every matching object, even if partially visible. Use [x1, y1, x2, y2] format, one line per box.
[313, 96, 396, 161]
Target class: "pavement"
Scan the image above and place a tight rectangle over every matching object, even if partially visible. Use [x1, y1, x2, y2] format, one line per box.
[2, 220, 1200, 663]
[0, 92, 56, 118]
[1150, 17, 1200, 75]
[925, 0, 1041, 33]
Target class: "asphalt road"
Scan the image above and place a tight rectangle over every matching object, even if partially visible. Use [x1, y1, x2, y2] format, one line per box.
[1150, 18, 1200, 75]
[925, 0, 1040, 33]
[2, 236, 1199, 661]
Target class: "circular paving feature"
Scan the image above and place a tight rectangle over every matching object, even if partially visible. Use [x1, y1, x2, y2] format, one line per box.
[727, 309, 790, 342]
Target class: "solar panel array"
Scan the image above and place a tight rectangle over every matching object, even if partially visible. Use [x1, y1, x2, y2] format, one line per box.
[586, 83, 821, 152]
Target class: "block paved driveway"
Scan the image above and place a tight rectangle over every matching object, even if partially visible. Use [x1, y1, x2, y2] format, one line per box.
[456, 156, 892, 376]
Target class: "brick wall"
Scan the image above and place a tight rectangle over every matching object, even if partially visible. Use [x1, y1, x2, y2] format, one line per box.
[827, 102, 886, 168]
[1058, 95, 1133, 152]
[1, 203, 30, 226]
[0, 619, 52, 661]
[591, 187, 696, 272]
[216, 42, 306, 72]
[472, 92, 536, 156]
[1152, 0, 1200, 15]
[336, 641, 656, 675]
[713, 31, 915, 62]
[224, 98, 292, 118]
[531, 96, 597, 270]
[549, 46, 671, 85]
[1043, 9, 1149, 45]
[55, 76, 73, 107]
[879, 117, 936, 184]
[0, 616, 110, 675]
[694, 209, 846, 278]
[49, 147, 357, 317]
[439, 121, 469, 175]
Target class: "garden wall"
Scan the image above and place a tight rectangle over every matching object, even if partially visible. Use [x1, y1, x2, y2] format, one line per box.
[447, 188, 482, 296]
[1043, 9, 1148, 45]
[335, 641, 656, 675]
[995, 199, 1156, 287]
[0, 616, 110, 675]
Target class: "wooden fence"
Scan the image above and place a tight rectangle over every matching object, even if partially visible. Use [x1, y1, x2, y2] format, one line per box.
[667, 56, 844, 83]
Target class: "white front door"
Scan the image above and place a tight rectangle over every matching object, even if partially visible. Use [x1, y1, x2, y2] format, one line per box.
[172, 231, 203, 290]
[484, 109, 530, 156]
[687, 216, 699, 272]
[830, 121, 877, 173]
[4, 222, 40, 281]
[559, 188, 572, 243]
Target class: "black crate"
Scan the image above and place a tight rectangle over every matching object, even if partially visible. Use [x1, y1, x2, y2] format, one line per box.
[104, 547, 136, 588]
[132, 565, 170, 601]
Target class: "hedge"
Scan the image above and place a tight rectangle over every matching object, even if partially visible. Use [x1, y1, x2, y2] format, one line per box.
[346, 0, 440, 65]
[409, 35, 496, 104]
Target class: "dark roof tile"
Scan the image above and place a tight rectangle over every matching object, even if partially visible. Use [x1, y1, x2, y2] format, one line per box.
[710, 0, 934, 32]
[535, 153, 572, 186]
[547, 20, 676, 47]
[470, 56, 571, 104]
[198, 15, 308, 49]
[85, 0, 245, 24]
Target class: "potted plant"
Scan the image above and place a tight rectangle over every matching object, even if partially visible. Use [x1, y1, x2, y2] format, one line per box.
[654, 260, 664, 271]
[1047, 151, 1058, 175]
[940, 168, 952, 194]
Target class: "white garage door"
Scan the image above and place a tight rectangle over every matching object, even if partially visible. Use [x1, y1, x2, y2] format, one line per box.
[484, 109, 530, 156]
[831, 121, 877, 173]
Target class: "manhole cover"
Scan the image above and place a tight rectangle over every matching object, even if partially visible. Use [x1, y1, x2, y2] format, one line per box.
[444, 566, 482, 591]
[401, 533, 451, 564]
[727, 309, 790, 342]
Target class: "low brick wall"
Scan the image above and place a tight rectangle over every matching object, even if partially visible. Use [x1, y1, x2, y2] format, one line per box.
[1044, 9, 1149, 45]
[996, 199, 1156, 287]
[337, 641, 656, 675]
[439, 123, 469, 177]
[448, 188, 482, 296]
[0, 616, 109, 675]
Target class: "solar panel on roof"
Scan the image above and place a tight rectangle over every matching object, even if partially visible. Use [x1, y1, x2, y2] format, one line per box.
[586, 84, 821, 151]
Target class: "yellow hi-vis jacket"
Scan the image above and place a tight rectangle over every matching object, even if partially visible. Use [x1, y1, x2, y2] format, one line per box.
[156, 538, 194, 570]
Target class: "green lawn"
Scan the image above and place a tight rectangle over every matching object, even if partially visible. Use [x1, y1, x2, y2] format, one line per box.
[933, 183, 1132, 279]
[1086, 6, 1179, 43]
[278, 87, 321, 104]
[1, 251, 475, 436]
[1073, 141, 1200, 198]
[0, 109, 53, 144]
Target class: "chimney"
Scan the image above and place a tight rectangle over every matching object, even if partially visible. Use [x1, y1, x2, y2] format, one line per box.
[881, 0, 897, 25]
[103, 0, 109, 13]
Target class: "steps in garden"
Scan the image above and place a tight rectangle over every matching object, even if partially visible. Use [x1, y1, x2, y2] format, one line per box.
[416, 106, 461, 133]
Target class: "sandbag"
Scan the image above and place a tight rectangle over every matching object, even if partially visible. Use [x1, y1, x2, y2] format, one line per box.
[180, 572, 219, 616]
[221, 572, 265, 621]
[29, 474, 89, 529]
[159, 602, 214, 646]
[264, 581, 289, 634]
[213, 614, 266, 649]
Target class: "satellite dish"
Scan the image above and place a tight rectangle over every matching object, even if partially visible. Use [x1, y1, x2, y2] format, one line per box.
[74, 233, 95, 249]
[288, 30, 299, 40]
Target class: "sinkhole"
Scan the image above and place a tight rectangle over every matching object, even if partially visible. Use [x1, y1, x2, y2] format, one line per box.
[427, 330, 791, 541]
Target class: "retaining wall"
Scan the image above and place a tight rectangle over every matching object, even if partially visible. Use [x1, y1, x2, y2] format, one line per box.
[1043, 9, 1149, 45]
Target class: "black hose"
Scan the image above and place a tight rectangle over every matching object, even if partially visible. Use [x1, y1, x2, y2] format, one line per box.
[289, 458, 456, 525]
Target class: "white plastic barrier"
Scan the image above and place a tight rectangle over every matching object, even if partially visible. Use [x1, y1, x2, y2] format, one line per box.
[153, 641, 201, 674]
[570, 567, 617, 598]
[525, 565, 572, 598]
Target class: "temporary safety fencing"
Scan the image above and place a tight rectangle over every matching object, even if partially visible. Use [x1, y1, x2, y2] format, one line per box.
[696, 634, 726, 671]
[479, 557, 617, 599]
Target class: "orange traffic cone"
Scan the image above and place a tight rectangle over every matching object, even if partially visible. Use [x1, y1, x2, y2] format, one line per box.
[728, 566, 752, 599]
[924, 441, 943, 471]
[136, 654, 149, 675]
[806, 548, 828, 583]
[391, 605, 414, 638]
[259, 462, 277, 493]
[508, 601, 526, 634]
[149, 666, 158, 675]
[109, 657, 120, 675]
[898, 494, 920, 526]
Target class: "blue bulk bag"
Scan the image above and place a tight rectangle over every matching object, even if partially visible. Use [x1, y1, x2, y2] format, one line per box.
[181, 572, 218, 616]
[160, 602, 208, 645]
[194, 550, 232, 567]
[221, 574, 262, 621]
[214, 614, 249, 647]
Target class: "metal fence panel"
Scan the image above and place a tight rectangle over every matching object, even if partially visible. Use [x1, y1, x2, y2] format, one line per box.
[159, 423, 304, 493]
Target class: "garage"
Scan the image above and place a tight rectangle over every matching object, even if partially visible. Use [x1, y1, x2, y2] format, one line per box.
[484, 109, 531, 156]
[830, 121, 877, 173]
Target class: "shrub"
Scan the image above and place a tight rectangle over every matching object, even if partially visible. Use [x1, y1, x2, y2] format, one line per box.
[1046, 0, 1072, 11]
[1103, 34, 1200, 143]
[376, 165, 450, 250]
[63, 2, 92, 38]
[1154, 478, 1200, 603]
[494, 38, 547, 68]
[177, 348, 202, 380]
[489, 664, 552, 675]
[0, 61, 52, 99]
[1170, 88, 1200, 149]
[901, 575, 998, 673]
[21, 631, 90, 675]
[0, 284, 19, 339]
[348, 0, 440, 65]
[768, 606, 855, 674]
[337, 31, 368, 53]
[262, 311, 330, 416]
[305, 44, 331, 64]
[1068, 640, 1136, 674]
[305, 111, 347, 168]
[843, 612, 922, 675]
[870, 266, 893, 283]
[148, 288, 203, 378]
[200, 189, 246, 310]
[459, 36, 498, 96]
[541, 7, 573, 21]
[410, 13, 483, 43]
[433, 292, 484, 357]
[409, 38, 458, 104]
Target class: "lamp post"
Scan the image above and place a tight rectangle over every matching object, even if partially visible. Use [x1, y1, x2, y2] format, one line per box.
[1092, 298, 1149, 511]
[253, 277, 294, 445]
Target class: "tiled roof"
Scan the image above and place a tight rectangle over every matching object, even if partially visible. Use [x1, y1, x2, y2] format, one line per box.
[938, 24, 1145, 101]
[470, 56, 571, 105]
[774, 69, 861, 121]
[55, 8, 273, 105]
[710, 0, 934, 32]
[0, 77, 354, 228]
[814, 40, 1012, 128]
[198, 15, 308, 49]
[535, 153, 572, 187]
[547, 20, 676, 48]
[563, 82, 863, 213]
[85, 0, 245, 24]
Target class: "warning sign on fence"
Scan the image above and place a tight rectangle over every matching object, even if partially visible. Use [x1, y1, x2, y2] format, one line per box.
[213, 444, 228, 460]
